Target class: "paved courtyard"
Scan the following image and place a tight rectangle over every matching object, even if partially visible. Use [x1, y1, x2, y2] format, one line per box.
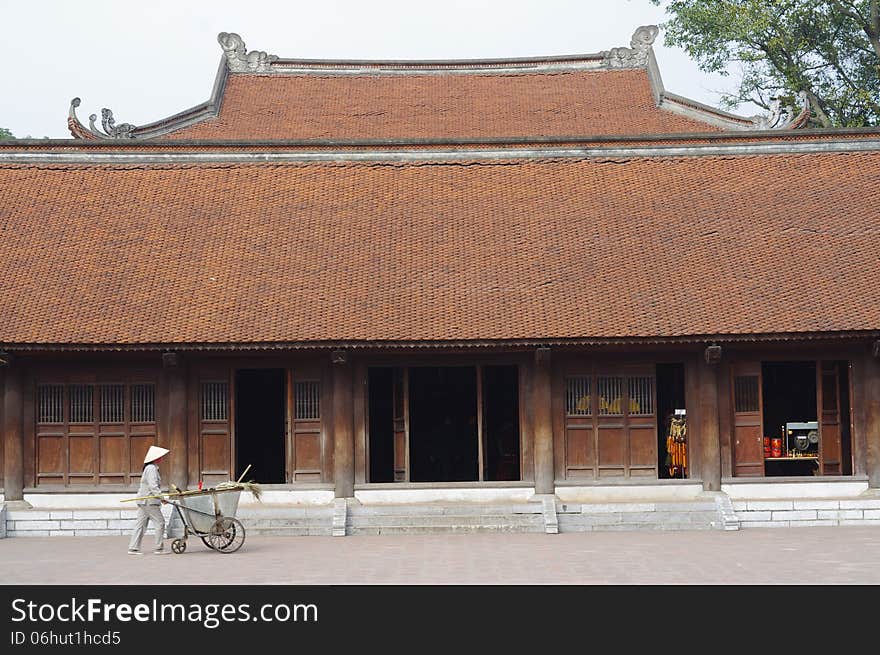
[2, 526, 880, 584]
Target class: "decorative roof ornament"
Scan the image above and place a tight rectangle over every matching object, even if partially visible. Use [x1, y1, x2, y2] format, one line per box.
[67, 98, 137, 139]
[604, 25, 660, 69]
[218, 32, 278, 72]
[751, 91, 811, 129]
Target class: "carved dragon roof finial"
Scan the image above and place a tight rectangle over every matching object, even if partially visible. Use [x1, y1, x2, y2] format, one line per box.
[751, 90, 811, 129]
[218, 32, 278, 73]
[604, 25, 660, 69]
[68, 98, 137, 139]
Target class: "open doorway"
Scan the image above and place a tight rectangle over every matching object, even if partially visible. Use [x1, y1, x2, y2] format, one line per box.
[368, 367, 394, 483]
[409, 366, 478, 482]
[482, 365, 520, 481]
[762, 361, 818, 477]
[235, 369, 285, 484]
[656, 363, 686, 479]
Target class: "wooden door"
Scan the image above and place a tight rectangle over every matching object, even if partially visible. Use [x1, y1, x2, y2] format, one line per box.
[392, 367, 408, 481]
[818, 362, 842, 475]
[732, 363, 764, 477]
[563, 369, 657, 479]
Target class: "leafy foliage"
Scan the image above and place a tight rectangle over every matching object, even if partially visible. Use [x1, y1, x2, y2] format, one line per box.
[650, 1, 880, 126]
[0, 127, 14, 140]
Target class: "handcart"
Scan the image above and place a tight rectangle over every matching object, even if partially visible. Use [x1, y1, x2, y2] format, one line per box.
[166, 485, 246, 554]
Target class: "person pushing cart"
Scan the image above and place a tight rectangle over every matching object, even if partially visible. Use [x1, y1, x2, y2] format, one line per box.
[127, 445, 170, 555]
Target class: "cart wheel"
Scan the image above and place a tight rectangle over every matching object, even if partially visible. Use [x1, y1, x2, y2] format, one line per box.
[171, 538, 186, 554]
[206, 517, 245, 553]
[200, 536, 216, 550]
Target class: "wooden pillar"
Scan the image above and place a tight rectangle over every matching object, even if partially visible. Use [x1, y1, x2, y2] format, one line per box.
[3, 362, 24, 501]
[865, 345, 880, 488]
[163, 352, 188, 490]
[532, 347, 554, 495]
[332, 351, 355, 498]
[699, 345, 722, 492]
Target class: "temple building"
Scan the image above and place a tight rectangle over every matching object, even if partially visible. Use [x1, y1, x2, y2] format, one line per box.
[1, 26, 879, 536]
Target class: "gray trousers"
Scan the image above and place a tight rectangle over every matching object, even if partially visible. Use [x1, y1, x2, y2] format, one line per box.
[127, 504, 166, 551]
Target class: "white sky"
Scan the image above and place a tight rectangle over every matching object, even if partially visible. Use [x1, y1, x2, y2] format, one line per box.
[1, 0, 757, 139]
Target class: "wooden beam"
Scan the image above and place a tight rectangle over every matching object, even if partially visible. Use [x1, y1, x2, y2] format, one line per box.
[533, 348, 554, 495]
[3, 366, 24, 501]
[699, 348, 722, 491]
[353, 361, 367, 485]
[332, 351, 355, 498]
[865, 349, 880, 488]
[165, 360, 188, 490]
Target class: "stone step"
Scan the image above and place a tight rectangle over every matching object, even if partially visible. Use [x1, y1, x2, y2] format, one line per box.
[348, 523, 544, 535]
[348, 503, 540, 517]
[347, 514, 543, 528]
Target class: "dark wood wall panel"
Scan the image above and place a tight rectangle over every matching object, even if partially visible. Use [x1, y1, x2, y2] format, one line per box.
[291, 366, 324, 482]
[560, 363, 659, 480]
[629, 423, 657, 474]
[68, 435, 95, 484]
[597, 426, 626, 477]
[31, 369, 159, 487]
[564, 421, 593, 477]
[293, 425, 322, 481]
[197, 371, 231, 487]
[820, 362, 842, 475]
[731, 363, 764, 477]
[37, 435, 63, 484]
[99, 435, 125, 484]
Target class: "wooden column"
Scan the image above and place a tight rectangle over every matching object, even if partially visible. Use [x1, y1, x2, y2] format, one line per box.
[533, 347, 554, 495]
[163, 353, 188, 490]
[3, 362, 24, 501]
[699, 346, 722, 492]
[332, 351, 355, 498]
[865, 345, 880, 489]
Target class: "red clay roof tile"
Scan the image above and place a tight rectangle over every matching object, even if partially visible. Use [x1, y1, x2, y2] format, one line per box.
[1, 151, 878, 345]
[161, 70, 724, 140]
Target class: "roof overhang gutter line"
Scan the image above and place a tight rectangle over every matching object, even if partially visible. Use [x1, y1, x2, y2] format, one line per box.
[3, 331, 879, 353]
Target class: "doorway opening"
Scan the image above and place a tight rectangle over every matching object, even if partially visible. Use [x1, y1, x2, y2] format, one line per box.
[656, 363, 686, 479]
[409, 366, 478, 482]
[762, 361, 817, 477]
[234, 368, 285, 484]
[482, 365, 520, 481]
[368, 367, 394, 483]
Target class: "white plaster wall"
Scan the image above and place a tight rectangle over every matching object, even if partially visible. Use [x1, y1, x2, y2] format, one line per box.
[355, 487, 536, 505]
[555, 483, 703, 503]
[238, 489, 334, 506]
[722, 480, 869, 500]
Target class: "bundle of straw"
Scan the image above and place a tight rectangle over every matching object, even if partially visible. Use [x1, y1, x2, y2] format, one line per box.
[216, 479, 262, 501]
[214, 464, 262, 501]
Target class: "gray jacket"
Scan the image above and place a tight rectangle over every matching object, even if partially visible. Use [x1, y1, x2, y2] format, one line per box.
[136, 463, 163, 506]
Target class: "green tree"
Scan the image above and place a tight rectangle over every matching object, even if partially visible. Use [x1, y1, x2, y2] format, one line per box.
[0, 127, 13, 140]
[649, 0, 880, 127]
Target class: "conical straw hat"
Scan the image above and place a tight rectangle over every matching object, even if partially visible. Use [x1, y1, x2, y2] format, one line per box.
[143, 445, 170, 464]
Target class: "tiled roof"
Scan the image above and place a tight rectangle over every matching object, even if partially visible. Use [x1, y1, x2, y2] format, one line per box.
[160, 70, 724, 140]
[1, 151, 878, 345]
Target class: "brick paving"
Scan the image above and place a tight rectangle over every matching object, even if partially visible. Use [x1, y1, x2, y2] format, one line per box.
[2, 526, 880, 584]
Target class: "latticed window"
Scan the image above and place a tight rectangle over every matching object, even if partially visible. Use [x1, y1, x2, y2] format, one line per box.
[69, 385, 94, 423]
[130, 384, 155, 423]
[295, 381, 321, 420]
[734, 376, 760, 413]
[201, 381, 229, 421]
[597, 376, 625, 416]
[565, 377, 591, 416]
[99, 384, 125, 423]
[628, 376, 654, 416]
[37, 385, 64, 424]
